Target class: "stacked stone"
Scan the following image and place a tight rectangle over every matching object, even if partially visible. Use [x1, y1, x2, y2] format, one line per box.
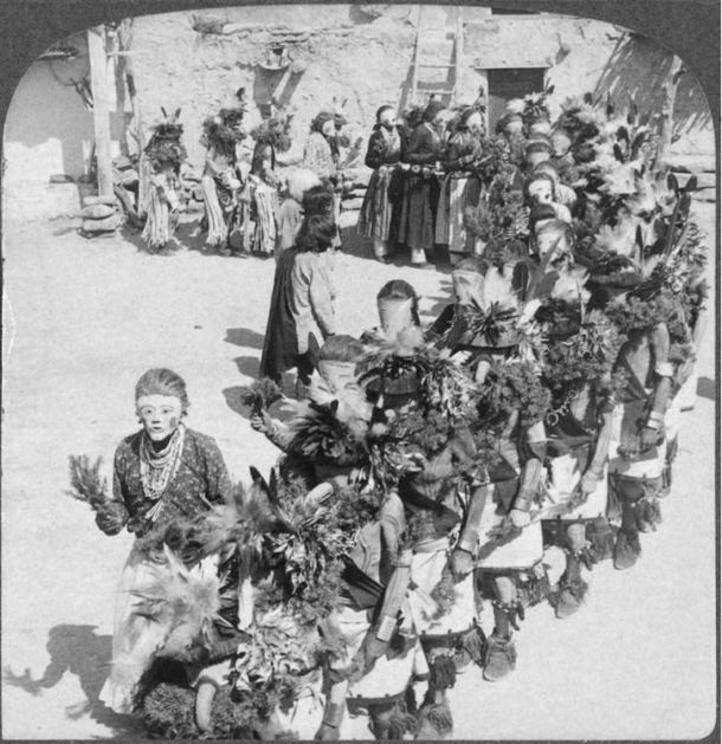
[79, 194, 122, 237]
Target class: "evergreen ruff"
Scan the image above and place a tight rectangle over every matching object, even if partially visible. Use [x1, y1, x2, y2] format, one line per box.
[145, 122, 187, 171]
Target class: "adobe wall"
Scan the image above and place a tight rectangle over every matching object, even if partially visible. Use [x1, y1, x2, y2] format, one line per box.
[2, 5, 715, 221]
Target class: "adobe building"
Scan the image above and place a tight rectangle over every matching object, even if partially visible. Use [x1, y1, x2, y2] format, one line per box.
[2, 4, 715, 221]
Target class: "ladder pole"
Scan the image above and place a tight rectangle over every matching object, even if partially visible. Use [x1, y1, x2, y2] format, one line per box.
[454, 7, 463, 106]
[411, 4, 423, 107]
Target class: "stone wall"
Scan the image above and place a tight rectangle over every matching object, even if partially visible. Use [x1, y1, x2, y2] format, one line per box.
[127, 4, 419, 168]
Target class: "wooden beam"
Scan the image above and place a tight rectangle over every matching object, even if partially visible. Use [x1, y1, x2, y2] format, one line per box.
[454, 6, 463, 106]
[410, 5, 423, 107]
[87, 25, 113, 198]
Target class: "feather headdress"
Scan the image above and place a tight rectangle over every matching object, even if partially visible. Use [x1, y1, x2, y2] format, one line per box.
[202, 111, 246, 158]
[145, 108, 187, 170]
[250, 105, 294, 154]
[556, 94, 603, 145]
[521, 88, 553, 130]
[129, 544, 227, 661]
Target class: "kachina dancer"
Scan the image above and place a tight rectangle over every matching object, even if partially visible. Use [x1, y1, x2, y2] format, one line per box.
[243, 111, 294, 255]
[141, 108, 187, 255]
[534, 292, 623, 618]
[199, 105, 247, 255]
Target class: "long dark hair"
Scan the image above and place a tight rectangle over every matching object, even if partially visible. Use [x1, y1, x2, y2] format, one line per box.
[295, 212, 336, 253]
[302, 185, 334, 218]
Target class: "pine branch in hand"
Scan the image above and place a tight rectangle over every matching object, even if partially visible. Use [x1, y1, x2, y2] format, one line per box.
[240, 379, 283, 414]
[67, 455, 109, 510]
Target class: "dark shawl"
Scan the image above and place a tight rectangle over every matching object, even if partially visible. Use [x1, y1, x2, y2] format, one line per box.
[260, 247, 299, 382]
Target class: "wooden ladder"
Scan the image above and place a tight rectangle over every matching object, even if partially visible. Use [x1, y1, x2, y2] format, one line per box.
[409, 5, 465, 108]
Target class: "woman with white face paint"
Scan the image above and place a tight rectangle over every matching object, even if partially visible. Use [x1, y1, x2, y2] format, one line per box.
[97, 368, 232, 717]
[357, 105, 404, 262]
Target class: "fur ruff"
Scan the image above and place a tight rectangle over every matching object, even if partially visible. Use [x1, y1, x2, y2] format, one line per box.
[416, 696, 453, 738]
[129, 545, 225, 662]
[477, 360, 552, 429]
[287, 401, 369, 467]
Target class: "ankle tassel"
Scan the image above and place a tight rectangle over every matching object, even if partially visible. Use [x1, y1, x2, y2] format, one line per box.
[633, 496, 662, 532]
[492, 598, 525, 631]
[565, 543, 596, 571]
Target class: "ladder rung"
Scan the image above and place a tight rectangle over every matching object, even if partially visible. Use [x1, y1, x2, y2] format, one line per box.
[416, 63, 456, 69]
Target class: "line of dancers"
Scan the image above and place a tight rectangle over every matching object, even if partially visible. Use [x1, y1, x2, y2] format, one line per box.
[71, 90, 709, 739]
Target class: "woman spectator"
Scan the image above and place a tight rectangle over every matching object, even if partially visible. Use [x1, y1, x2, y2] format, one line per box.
[357, 105, 404, 263]
[303, 112, 337, 183]
[276, 168, 322, 254]
[436, 106, 485, 265]
[303, 111, 343, 250]
[260, 191, 338, 397]
[398, 100, 447, 266]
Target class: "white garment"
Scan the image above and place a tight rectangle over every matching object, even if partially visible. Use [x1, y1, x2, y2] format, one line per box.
[408, 542, 477, 636]
[475, 484, 544, 570]
[607, 403, 666, 479]
[540, 455, 608, 521]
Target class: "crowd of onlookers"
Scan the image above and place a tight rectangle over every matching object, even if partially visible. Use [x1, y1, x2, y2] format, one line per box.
[137, 87, 578, 265]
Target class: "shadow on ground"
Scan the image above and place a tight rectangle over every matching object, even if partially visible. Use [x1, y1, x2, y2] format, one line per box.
[224, 328, 265, 349]
[422, 277, 453, 321]
[232, 355, 261, 379]
[697, 376, 716, 402]
[3, 624, 142, 736]
[340, 222, 373, 260]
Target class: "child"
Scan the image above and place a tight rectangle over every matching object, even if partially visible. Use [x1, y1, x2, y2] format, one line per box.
[276, 168, 322, 254]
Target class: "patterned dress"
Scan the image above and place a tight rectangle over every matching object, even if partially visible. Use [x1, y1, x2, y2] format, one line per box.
[99, 426, 232, 713]
[110, 427, 232, 536]
[435, 130, 484, 256]
[357, 125, 403, 242]
[398, 122, 443, 255]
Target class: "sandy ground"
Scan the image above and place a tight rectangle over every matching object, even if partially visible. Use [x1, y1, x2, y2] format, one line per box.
[1, 205, 717, 740]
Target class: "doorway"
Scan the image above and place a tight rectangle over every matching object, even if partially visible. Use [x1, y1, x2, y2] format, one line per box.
[487, 67, 546, 131]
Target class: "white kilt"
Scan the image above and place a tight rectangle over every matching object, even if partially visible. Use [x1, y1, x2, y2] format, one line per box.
[475, 485, 544, 570]
[608, 403, 666, 480]
[539, 454, 608, 521]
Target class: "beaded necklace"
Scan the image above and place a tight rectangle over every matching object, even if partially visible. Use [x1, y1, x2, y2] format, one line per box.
[139, 424, 186, 510]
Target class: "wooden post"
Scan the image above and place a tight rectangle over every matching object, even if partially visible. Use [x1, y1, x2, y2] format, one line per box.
[454, 6, 463, 106]
[117, 18, 148, 218]
[87, 25, 114, 197]
[410, 5, 423, 107]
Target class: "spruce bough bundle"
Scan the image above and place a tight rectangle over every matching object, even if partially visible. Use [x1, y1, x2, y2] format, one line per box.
[239, 378, 283, 415]
[67, 455, 109, 511]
